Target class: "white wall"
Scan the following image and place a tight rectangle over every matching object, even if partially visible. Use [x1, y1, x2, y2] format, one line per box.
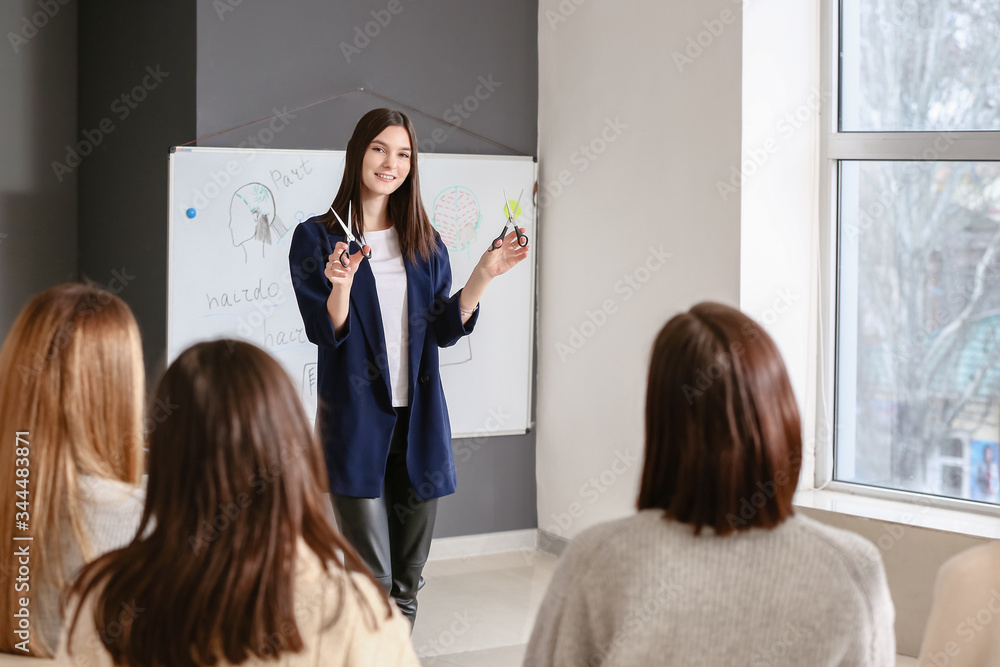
[536, 0, 742, 540]
[740, 0, 821, 485]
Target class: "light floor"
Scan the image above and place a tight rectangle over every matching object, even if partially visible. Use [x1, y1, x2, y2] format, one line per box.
[413, 550, 555, 665]
[413, 549, 921, 667]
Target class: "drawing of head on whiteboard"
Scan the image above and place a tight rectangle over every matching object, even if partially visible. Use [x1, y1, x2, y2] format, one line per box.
[229, 183, 288, 262]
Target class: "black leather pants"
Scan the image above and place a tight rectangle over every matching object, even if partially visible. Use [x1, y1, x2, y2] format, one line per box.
[330, 406, 437, 627]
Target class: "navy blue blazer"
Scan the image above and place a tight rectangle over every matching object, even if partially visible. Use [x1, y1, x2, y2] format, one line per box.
[288, 218, 478, 500]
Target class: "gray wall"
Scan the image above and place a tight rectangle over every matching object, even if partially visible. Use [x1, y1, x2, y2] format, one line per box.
[77, 1, 197, 382]
[196, 1, 536, 156]
[196, 0, 540, 538]
[0, 1, 78, 334]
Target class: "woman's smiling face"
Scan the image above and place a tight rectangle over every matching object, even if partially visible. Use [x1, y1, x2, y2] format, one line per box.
[360, 125, 412, 199]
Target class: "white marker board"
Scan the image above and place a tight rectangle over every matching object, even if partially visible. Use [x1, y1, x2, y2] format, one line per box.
[167, 146, 536, 438]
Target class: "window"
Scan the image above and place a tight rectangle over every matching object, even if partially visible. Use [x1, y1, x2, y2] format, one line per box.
[828, 0, 1000, 506]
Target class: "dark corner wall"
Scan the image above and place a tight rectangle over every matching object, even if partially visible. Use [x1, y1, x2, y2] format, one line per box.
[196, 0, 539, 539]
[0, 1, 78, 334]
[52, 0, 538, 538]
[77, 2, 197, 382]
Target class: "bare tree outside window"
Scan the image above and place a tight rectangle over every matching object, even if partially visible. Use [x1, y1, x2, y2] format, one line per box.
[836, 0, 1000, 503]
[842, 0, 1000, 132]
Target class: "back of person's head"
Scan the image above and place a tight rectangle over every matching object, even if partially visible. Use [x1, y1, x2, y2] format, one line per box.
[0, 283, 144, 656]
[638, 302, 802, 535]
[68, 340, 384, 667]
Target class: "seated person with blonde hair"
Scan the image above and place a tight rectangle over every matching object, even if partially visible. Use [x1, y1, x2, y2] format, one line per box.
[0, 284, 146, 658]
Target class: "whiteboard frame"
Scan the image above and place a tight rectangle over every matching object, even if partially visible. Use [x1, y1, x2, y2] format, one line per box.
[166, 146, 537, 440]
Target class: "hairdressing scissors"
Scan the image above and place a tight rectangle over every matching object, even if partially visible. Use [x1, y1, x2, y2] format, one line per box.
[489, 189, 529, 252]
[329, 201, 372, 267]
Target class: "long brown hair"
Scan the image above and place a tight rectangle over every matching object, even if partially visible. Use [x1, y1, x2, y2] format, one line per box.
[320, 107, 439, 262]
[638, 302, 802, 536]
[67, 340, 386, 666]
[0, 284, 145, 657]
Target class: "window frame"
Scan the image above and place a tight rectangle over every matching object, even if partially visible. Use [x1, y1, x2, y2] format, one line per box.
[816, 0, 1000, 514]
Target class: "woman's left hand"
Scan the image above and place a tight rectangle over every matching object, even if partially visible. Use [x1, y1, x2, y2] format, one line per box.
[477, 228, 530, 279]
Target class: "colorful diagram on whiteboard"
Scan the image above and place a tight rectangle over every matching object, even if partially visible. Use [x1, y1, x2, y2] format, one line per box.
[433, 186, 481, 252]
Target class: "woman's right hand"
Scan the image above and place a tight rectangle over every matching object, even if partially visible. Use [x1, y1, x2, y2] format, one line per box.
[325, 242, 369, 335]
[324, 241, 368, 290]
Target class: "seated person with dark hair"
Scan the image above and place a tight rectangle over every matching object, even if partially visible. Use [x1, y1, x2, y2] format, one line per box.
[524, 302, 896, 667]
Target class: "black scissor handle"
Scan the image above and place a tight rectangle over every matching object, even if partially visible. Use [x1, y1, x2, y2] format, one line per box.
[489, 225, 509, 252]
[489, 223, 517, 252]
[338, 241, 372, 267]
[489, 224, 529, 251]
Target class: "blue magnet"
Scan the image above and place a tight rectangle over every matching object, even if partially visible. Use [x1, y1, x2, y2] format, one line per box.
[186, 208, 197, 219]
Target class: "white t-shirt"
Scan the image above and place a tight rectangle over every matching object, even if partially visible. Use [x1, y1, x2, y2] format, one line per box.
[365, 226, 409, 407]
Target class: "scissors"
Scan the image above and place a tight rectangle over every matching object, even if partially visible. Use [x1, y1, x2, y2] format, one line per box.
[489, 189, 529, 252]
[329, 201, 372, 267]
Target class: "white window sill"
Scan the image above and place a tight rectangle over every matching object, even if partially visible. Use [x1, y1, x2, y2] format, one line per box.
[793, 487, 1000, 540]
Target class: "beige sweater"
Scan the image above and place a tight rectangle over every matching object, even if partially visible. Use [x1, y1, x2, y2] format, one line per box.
[918, 541, 1000, 667]
[55, 543, 419, 666]
[524, 510, 896, 666]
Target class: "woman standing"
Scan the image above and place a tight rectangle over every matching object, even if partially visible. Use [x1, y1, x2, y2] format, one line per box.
[288, 108, 529, 624]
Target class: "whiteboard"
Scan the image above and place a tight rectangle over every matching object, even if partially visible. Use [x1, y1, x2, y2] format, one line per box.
[167, 147, 536, 438]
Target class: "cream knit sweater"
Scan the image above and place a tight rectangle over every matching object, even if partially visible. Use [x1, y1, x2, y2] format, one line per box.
[524, 510, 896, 666]
[56, 541, 419, 666]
